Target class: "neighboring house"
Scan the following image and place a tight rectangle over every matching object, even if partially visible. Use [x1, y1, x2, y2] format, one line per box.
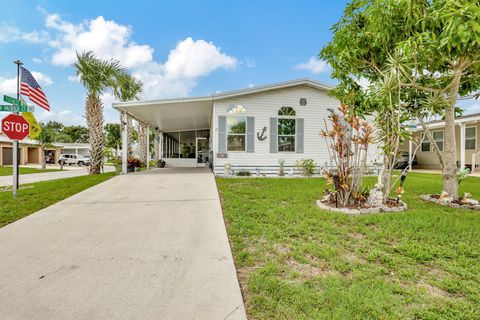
[113, 79, 381, 175]
[0, 134, 61, 165]
[57, 143, 90, 157]
[401, 113, 480, 172]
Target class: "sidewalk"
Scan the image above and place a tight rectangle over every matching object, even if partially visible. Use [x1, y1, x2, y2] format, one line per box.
[0, 165, 115, 186]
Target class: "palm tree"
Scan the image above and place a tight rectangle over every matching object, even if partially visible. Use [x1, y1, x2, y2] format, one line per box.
[74, 51, 142, 174]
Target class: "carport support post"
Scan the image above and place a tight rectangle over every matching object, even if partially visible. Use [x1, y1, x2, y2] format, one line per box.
[408, 139, 413, 171]
[460, 123, 466, 170]
[146, 126, 150, 170]
[121, 111, 128, 174]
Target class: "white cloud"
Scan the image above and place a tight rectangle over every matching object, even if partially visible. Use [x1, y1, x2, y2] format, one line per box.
[32, 57, 43, 63]
[31, 72, 53, 86]
[295, 57, 329, 74]
[0, 76, 18, 95]
[41, 12, 238, 100]
[0, 71, 52, 95]
[0, 23, 49, 44]
[37, 109, 85, 126]
[47, 15, 153, 68]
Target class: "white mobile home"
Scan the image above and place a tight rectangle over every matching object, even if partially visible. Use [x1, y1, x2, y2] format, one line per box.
[113, 79, 380, 175]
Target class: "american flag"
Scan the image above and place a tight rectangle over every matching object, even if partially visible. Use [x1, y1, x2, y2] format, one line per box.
[20, 67, 50, 111]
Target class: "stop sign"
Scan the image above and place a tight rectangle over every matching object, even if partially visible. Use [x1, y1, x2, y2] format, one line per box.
[1, 114, 30, 141]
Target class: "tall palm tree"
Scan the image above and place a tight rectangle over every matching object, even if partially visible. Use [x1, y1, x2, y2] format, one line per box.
[74, 51, 142, 174]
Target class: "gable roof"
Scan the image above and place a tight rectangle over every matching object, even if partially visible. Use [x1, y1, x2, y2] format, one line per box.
[112, 78, 333, 108]
[212, 78, 333, 100]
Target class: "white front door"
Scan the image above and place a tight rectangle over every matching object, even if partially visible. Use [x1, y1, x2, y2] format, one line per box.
[196, 137, 208, 167]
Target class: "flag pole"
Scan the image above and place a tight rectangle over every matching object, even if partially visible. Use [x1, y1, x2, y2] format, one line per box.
[13, 60, 23, 197]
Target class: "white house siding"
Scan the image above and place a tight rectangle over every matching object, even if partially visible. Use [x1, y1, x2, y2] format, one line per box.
[212, 85, 380, 176]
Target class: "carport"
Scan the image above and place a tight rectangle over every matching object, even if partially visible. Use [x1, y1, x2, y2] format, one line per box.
[113, 97, 213, 172]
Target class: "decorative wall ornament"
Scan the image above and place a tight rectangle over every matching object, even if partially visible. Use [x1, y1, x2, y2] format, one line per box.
[257, 127, 267, 141]
[300, 98, 307, 106]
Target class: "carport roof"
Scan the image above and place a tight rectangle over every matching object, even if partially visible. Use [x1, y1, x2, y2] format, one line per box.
[112, 78, 333, 132]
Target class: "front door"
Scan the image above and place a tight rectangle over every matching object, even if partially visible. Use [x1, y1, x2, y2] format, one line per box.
[196, 137, 209, 167]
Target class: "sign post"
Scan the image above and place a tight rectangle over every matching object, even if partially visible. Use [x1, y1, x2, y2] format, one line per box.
[13, 60, 23, 197]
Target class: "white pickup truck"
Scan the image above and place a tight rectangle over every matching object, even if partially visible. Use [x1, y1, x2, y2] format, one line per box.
[58, 154, 91, 166]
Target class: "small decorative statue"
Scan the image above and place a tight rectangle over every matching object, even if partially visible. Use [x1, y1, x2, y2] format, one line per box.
[367, 183, 384, 207]
[224, 162, 232, 176]
[288, 168, 294, 177]
[255, 167, 261, 177]
[439, 191, 450, 202]
[278, 159, 285, 176]
[322, 189, 332, 202]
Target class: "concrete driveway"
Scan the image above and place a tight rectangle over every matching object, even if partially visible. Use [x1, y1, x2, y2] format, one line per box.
[0, 168, 246, 320]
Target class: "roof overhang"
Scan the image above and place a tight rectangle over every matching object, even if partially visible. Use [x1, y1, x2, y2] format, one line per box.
[410, 114, 480, 131]
[113, 97, 213, 132]
[112, 78, 334, 131]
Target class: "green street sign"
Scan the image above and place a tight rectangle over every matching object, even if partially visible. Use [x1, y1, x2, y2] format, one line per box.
[0, 104, 34, 112]
[3, 95, 26, 106]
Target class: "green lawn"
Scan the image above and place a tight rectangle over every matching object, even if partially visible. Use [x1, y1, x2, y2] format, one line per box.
[0, 166, 60, 176]
[217, 173, 480, 320]
[0, 172, 115, 228]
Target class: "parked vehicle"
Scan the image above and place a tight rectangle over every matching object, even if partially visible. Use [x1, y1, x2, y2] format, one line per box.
[394, 152, 418, 169]
[59, 154, 91, 166]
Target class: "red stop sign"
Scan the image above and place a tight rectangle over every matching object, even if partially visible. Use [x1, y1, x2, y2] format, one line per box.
[1, 114, 30, 141]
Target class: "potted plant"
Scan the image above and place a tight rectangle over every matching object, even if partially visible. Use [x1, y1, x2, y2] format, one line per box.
[127, 157, 141, 173]
[156, 159, 166, 168]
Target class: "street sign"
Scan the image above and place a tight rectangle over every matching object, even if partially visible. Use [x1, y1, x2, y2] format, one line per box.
[22, 111, 41, 139]
[0, 104, 34, 112]
[1, 114, 30, 140]
[3, 95, 26, 106]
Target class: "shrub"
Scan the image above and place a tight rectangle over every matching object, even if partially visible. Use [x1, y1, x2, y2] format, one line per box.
[127, 157, 142, 168]
[156, 159, 166, 168]
[295, 159, 316, 177]
[236, 170, 251, 177]
[320, 103, 374, 207]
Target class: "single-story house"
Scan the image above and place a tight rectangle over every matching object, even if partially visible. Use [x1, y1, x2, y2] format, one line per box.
[402, 113, 480, 172]
[57, 143, 90, 157]
[113, 78, 381, 175]
[0, 134, 61, 166]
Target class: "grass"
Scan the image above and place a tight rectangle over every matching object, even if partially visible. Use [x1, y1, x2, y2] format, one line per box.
[0, 172, 116, 228]
[217, 173, 480, 320]
[0, 166, 60, 176]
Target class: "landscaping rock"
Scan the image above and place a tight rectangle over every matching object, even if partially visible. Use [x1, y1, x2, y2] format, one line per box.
[421, 194, 480, 211]
[316, 200, 407, 215]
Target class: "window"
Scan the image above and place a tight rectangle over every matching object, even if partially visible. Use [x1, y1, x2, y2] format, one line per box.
[466, 127, 477, 150]
[227, 117, 246, 151]
[433, 131, 444, 151]
[278, 106, 296, 116]
[278, 107, 296, 152]
[421, 141, 431, 152]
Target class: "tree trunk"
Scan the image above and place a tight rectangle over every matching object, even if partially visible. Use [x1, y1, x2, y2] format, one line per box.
[41, 148, 46, 170]
[127, 119, 134, 158]
[443, 65, 462, 200]
[86, 94, 105, 175]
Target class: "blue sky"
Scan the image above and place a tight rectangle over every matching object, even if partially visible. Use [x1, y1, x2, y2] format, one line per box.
[0, 0, 478, 125]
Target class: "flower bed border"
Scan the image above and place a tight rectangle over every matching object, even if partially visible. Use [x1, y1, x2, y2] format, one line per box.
[316, 200, 407, 215]
[421, 194, 480, 211]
